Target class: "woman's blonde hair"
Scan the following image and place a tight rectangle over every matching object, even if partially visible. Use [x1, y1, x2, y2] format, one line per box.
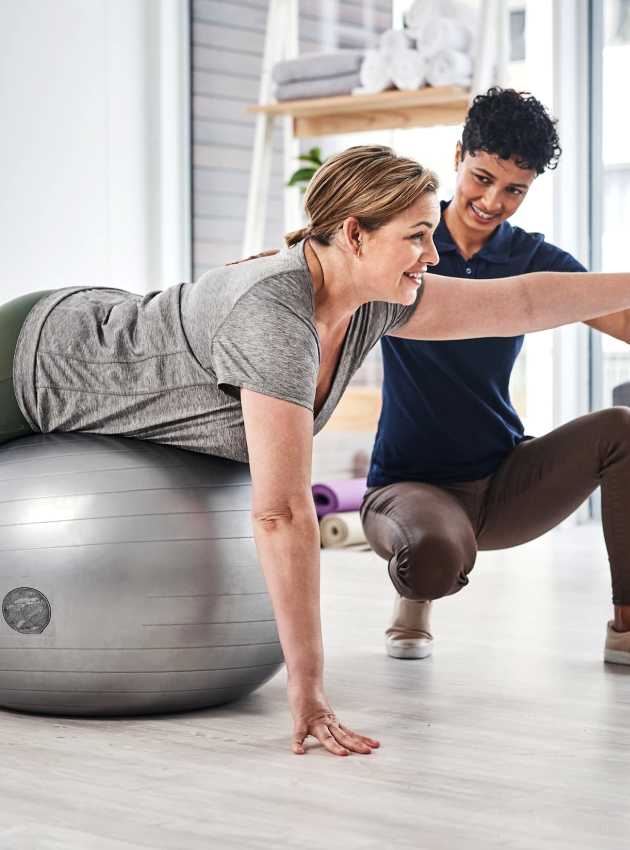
[285, 145, 439, 247]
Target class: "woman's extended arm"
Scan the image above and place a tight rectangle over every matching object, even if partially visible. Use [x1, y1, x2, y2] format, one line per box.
[241, 388, 379, 757]
[389, 271, 630, 341]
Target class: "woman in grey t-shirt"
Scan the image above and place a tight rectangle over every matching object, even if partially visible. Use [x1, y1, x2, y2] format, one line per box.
[5, 145, 630, 756]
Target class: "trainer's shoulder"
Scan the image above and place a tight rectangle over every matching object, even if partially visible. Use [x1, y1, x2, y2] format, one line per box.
[510, 225, 587, 273]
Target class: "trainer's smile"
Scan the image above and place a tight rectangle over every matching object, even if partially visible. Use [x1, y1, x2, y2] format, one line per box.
[444, 145, 537, 257]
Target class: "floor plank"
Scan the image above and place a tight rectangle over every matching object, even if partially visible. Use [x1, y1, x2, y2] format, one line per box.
[1, 524, 629, 849]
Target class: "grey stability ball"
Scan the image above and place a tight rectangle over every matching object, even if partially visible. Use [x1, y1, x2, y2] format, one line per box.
[0, 434, 283, 716]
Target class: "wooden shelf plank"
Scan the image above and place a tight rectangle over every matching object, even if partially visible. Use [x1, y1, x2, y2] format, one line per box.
[249, 86, 470, 138]
[250, 85, 469, 117]
[293, 102, 468, 137]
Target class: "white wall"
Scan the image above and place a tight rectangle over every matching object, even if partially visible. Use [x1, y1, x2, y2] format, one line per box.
[0, 0, 190, 301]
[191, 0, 392, 277]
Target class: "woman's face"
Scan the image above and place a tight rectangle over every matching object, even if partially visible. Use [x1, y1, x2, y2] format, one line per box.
[450, 146, 537, 234]
[359, 193, 441, 305]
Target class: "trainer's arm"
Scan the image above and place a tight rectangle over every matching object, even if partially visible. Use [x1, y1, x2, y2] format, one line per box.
[241, 389, 379, 757]
[389, 271, 630, 341]
[585, 311, 630, 344]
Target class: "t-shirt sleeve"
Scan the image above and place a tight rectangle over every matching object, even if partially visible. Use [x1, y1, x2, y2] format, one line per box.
[539, 245, 587, 274]
[211, 281, 319, 411]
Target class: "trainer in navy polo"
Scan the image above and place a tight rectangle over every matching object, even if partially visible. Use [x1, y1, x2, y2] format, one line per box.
[367, 200, 586, 488]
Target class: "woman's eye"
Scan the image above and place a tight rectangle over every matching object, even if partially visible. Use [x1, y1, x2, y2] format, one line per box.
[475, 174, 490, 184]
[410, 233, 424, 242]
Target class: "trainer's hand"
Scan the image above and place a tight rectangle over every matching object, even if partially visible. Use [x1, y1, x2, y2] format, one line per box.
[288, 683, 380, 756]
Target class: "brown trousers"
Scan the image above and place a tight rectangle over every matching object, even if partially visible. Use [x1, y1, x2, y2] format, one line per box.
[361, 409, 630, 606]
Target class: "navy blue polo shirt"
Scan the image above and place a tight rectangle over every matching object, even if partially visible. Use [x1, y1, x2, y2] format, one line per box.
[367, 200, 586, 487]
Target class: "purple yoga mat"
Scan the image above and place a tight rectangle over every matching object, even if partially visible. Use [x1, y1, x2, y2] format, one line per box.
[312, 478, 367, 518]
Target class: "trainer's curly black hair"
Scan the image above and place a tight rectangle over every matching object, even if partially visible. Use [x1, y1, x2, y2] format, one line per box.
[461, 87, 561, 175]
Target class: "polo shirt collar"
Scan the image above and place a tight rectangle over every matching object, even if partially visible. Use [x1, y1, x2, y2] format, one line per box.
[434, 199, 513, 264]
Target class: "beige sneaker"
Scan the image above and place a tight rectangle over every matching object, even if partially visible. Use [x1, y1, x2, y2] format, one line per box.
[604, 621, 630, 665]
[385, 595, 433, 660]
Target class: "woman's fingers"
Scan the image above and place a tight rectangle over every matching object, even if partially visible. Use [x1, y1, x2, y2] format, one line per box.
[291, 721, 380, 756]
[292, 730, 307, 755]
[312, 722, 351, 756]
[339, 723, 381, 749]
[329, 723, 379, 754]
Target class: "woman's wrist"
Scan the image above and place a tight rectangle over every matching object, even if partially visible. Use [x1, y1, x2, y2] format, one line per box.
[287, 666, 324, 692]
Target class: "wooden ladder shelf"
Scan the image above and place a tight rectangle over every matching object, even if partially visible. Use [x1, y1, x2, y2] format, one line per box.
[249, 85, 470, 138]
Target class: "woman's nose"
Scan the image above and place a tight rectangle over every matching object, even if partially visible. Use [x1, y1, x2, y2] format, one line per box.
[425, 240, 439, 267]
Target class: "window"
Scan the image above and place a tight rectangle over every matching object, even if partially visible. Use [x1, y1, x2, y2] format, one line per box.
[592, 0, 630, 407]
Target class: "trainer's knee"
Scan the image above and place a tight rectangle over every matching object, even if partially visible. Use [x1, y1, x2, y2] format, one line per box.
[592, 407, 630, 466]
[389, 529, 476, 601]
[597, 405, 630, 440]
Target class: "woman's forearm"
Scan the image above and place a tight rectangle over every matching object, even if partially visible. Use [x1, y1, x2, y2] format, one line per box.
[252, 507, 324, 686]
[516, 272, 630, 336]
[395, 271, 630, 341]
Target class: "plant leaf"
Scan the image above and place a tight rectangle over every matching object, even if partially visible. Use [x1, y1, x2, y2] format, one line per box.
[297, 154, 321, 165]
[298, 146, 323, 165]
[287, 167, 317, 186]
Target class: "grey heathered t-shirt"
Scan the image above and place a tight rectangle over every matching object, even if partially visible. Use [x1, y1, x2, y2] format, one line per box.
[13, 241, 421, 462]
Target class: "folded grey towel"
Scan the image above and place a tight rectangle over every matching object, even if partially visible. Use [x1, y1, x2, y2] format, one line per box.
[275, 71, 362, 102]
[272, 50, 364, 84]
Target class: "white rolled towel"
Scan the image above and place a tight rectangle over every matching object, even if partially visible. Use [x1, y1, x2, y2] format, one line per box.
[406, 0, 477, 36]
[405, 0, 457, 32]
[390, 48, 426, 91]
[411, 16, 471, 59]
[426, 48, 473, 87]
[320, 512, 368, 549]
[359, 49, 394, 94]
[379, 28, 413, 58]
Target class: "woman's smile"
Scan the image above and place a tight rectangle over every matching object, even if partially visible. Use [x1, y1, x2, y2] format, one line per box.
[403, 271, 424, 284]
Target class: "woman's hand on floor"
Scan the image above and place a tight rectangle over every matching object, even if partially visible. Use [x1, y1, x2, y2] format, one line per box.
[288, 683, 380, 756]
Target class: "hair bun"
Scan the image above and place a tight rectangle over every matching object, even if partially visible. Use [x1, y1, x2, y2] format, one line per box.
[284, 226, 311, 247]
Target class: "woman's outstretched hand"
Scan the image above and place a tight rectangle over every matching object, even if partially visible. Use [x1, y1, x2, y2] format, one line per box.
[288, 683, 380, 756]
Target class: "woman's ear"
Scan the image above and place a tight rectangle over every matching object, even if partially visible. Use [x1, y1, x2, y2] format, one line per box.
[340, 217, 363, 257]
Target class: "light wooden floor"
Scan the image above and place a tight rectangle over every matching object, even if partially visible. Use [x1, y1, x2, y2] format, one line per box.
[1, 523, 629, 850]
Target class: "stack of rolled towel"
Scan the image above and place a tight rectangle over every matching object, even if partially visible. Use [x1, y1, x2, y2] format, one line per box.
[358, 0, 476, 94]
[312, 478, 369, 550]
[272, 50, 365, 102]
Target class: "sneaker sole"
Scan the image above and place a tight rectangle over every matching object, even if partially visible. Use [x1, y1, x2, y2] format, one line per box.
[604, 648, 630, 665]
[386, 640, 433, 660]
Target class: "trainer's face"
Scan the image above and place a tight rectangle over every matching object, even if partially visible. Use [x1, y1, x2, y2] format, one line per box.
[359, 192, 440, 305]
[451, 145, 537, 234]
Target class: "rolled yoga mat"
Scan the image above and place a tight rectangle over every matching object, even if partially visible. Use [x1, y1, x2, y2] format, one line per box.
[320, 512, 368, 549]
[312, 478, 367, 518]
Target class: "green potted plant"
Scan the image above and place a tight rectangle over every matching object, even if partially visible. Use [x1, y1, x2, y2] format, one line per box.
[287, 146, 326, 192]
